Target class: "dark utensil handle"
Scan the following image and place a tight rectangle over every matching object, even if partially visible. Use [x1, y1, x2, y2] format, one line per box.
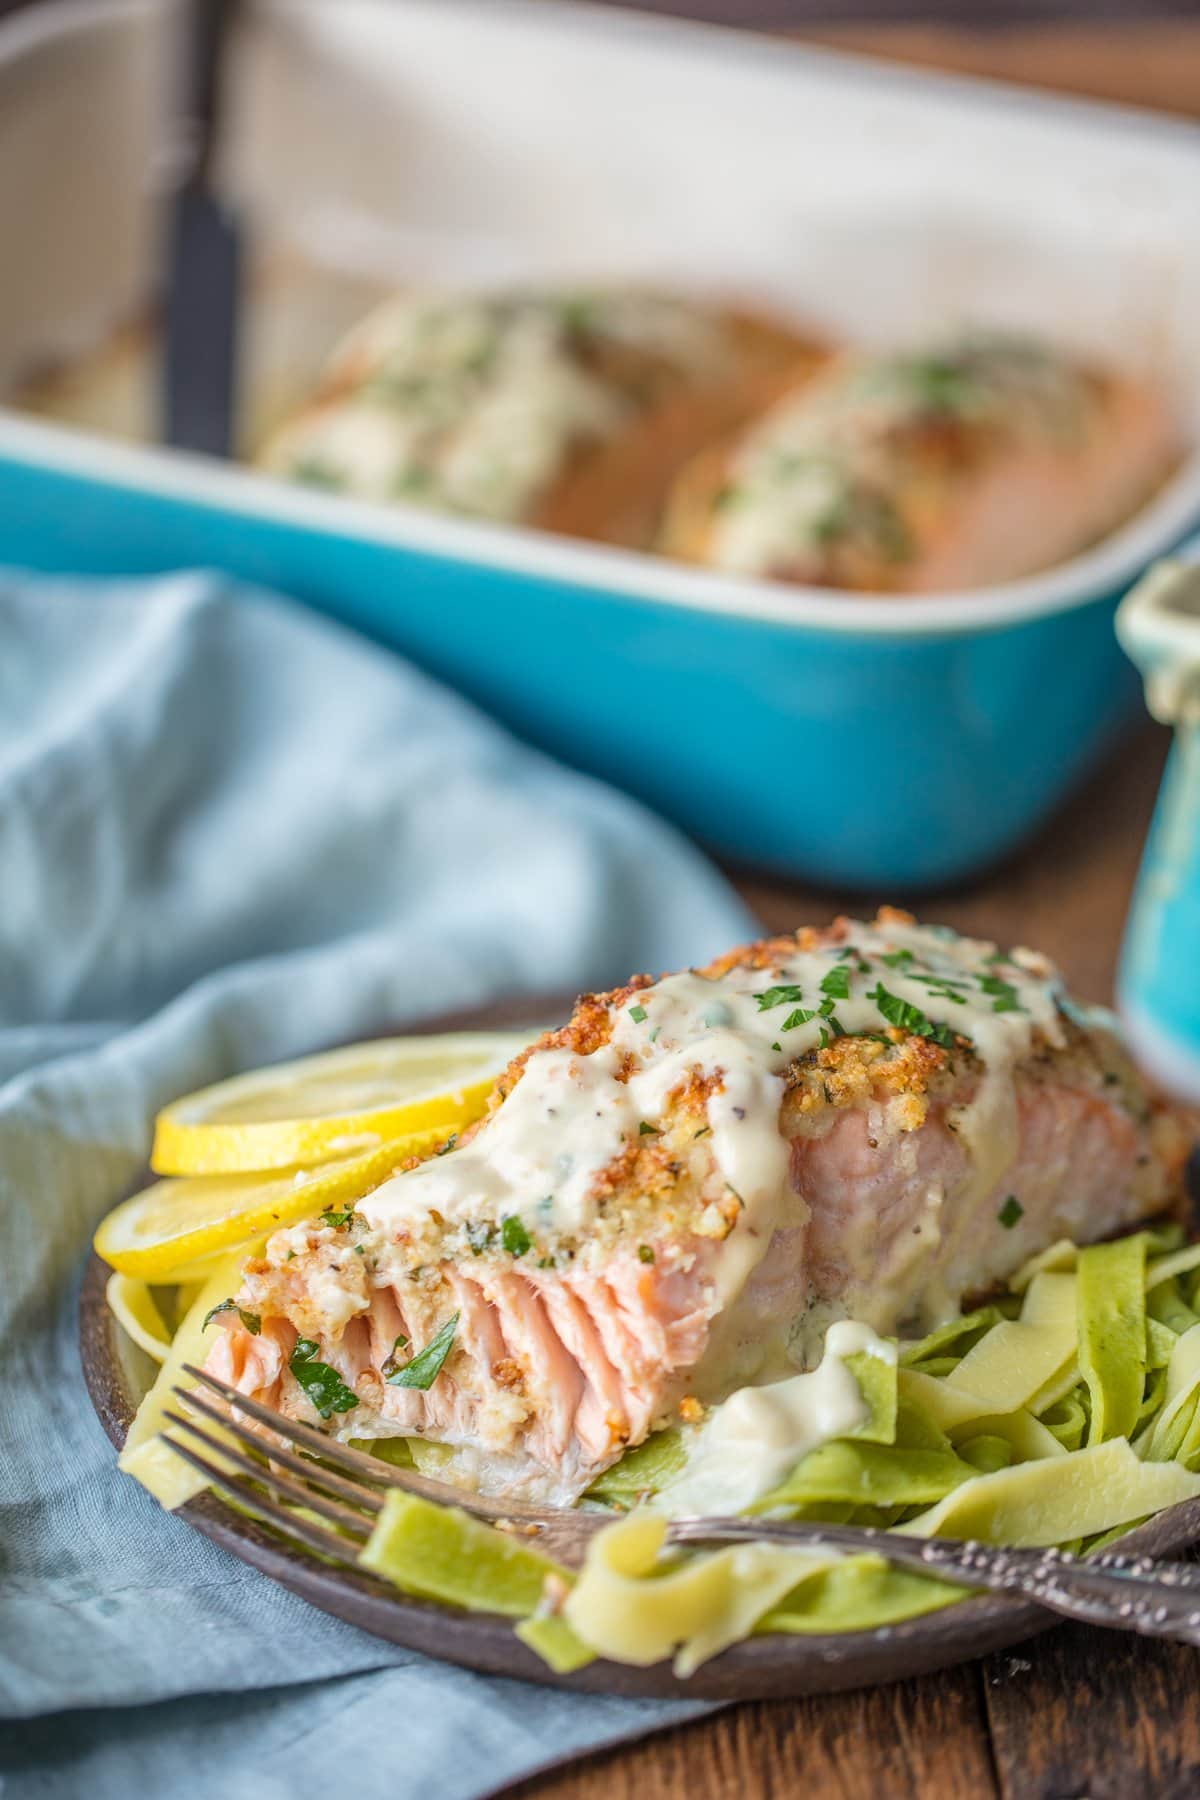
[162, 0, 242, 457]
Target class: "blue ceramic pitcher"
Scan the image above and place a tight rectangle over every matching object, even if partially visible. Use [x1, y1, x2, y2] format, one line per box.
[1117, 556, 1200, 1101]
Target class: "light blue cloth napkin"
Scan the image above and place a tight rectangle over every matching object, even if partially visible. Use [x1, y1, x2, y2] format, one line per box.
[0, 569, 754, 1795]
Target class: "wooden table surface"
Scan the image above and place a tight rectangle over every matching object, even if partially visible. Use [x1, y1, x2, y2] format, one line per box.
[514, 19, 1199, 1800]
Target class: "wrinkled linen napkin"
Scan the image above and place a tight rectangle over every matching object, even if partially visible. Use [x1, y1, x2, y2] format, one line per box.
[0, 569, 754, 1797]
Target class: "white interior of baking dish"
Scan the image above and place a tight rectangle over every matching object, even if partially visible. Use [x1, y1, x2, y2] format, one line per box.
[2, 0, 1200, 635]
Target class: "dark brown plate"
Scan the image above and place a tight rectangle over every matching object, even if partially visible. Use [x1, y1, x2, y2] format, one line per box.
[78, 1003, 1200, 1700]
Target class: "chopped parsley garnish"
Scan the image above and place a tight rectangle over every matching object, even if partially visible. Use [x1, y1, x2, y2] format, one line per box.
[648, 1026, 661, 1043]
[501, 1215, 532, 1257]
[868, 982, 960, 1050]
[912, 976, 968, 1005]
[835, 946, 871, 974]
[638, 1245, 656, 1264]
[320, 1205, 358, 1230]
[771, 1041, 782, 1053]
[781, 1007, 819, 1031]
[466, 1219, 495, 1256]
[638, 1121, 660, 1136]
[820, 966, 851, 1001]
[998, 1195, 1024, 1230]
[291, 455, 343, 490]
[694, 1126, 711, 1139]
[202, 1299, 261, 1336]
[628, 1003, 648, 1024]
[386, 1313, 460, 1390]
[756, 984, 805, 1012]
[393, 1333, 409, 1351]
[980, 973, 1023, 1014]
[881, 948, 915, 969]
[289, 1338, 359, 1418]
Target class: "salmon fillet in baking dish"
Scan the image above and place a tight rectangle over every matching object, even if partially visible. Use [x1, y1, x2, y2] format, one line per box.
[206, 911, 1189, 1504]
[659, 331, 1179, 592]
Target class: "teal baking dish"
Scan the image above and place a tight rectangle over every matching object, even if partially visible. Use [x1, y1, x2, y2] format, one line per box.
[2, 0, 1200, 888]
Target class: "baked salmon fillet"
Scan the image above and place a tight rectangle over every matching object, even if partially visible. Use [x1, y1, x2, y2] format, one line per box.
[256, 287, 824, 548]
[659, 330, 1179, 591]
[205, 911, 1189, 1504]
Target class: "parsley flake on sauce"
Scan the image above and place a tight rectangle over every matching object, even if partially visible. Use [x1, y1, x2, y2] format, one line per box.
[501, 1215, 532, 1256]
[867, 982, 961, 1051]
[998, 1195, 1024, 1230]
[911, 975, 969, 1005]
[819, 965, 851, 1002]
[289, 1338, 359, 1418]
[320, 1205, 358, 1230]
[628, 1003, 648, 1024]
[202, 1299, 261, 1336]
[386, 1313, 460, 1390]
[980, 973, 1024, 1014]
[755, 985, 805, 1013]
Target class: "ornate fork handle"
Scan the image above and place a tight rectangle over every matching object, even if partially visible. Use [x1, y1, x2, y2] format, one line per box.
[668, 1518, 1200, 1646]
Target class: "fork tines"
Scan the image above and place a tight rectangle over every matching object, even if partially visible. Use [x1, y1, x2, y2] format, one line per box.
[158, 1404, 365, 1569]
[161, 1365, 610, 1570]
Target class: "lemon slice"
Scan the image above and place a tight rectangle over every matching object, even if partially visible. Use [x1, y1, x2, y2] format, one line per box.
[119, 1250, 249, 1509]
[150, 1031, 529, 1175]
[94, 1130, 444, 1281]
[105, 1272, 174, 1363]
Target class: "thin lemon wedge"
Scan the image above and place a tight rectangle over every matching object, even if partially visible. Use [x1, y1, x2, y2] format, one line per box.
[94, 1131, 444, 1280]
[150, 1031, 530, 1175]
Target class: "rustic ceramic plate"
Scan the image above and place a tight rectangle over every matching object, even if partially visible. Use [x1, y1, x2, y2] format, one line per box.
[78, 1003, 1200, 1700]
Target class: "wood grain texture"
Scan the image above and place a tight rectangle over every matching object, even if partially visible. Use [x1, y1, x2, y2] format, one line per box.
[509, 1672, 998, 1800]
[982, 1622, 1200, 1800]
[802, 22, 1200, 120]
[512, 21, 1190, 1800]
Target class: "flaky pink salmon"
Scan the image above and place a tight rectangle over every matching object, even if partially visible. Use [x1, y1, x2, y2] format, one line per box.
[204, 910, 1189, 1503]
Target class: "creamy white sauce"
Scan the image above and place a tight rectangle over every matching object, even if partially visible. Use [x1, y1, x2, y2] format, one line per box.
[708, 332, 1096, 578]
[656, 1321, 897, 1517]
[359, 918, 1064, 1295]
[269, 290, 732, 524]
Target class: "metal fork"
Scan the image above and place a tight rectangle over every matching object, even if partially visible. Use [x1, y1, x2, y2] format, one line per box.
[163, 1364, 1200, 1648]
